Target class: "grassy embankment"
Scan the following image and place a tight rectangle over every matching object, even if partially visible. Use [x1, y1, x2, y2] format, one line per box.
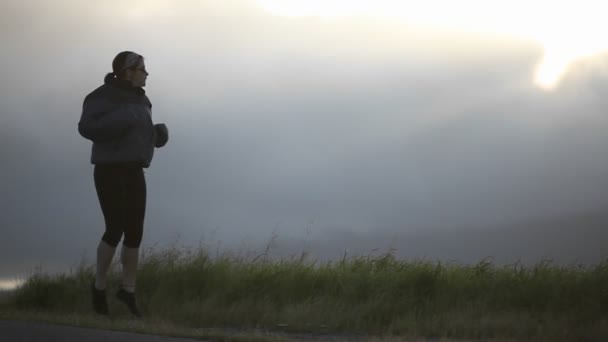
[1, 246, 607, 341]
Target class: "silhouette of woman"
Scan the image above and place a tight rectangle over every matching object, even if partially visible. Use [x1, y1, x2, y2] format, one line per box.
[78, 51, 168, 317]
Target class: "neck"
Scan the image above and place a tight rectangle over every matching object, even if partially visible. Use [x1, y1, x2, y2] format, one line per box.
[106, 77, 145, 95]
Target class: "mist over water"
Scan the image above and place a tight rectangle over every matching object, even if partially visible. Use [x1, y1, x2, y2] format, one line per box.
[1, 0, 608, 281]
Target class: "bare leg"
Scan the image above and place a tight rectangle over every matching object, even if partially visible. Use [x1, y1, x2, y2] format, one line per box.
[95, 240, 116, 290]
[121, 245, 139, 293]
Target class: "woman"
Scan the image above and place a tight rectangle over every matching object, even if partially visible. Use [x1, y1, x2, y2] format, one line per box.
[78, 51, 168, 317]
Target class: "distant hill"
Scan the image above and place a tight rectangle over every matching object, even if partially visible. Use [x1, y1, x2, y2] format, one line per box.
[270, 210, 608, 266]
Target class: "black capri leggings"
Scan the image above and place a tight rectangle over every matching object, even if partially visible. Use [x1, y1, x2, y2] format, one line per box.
[94, 163, 146, 248]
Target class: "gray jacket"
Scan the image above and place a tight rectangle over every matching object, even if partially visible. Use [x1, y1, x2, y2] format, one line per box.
[78, 78, 167, 168]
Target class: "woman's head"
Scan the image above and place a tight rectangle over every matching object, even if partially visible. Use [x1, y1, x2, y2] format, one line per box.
[105, 51, 149, 87]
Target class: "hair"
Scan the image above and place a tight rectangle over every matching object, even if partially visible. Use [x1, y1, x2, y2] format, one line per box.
[104, 51, 144, 83]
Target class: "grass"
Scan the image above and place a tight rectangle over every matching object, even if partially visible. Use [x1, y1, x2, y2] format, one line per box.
[1, 245, 607, 341]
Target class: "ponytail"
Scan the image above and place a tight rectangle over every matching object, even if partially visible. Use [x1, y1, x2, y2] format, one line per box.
[104, 72, 116, 83]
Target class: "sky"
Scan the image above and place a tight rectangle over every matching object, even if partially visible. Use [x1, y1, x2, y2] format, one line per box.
[2, 0, 608, 288]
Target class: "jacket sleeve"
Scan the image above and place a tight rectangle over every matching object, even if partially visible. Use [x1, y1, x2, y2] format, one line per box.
[78, 95, 133, 142]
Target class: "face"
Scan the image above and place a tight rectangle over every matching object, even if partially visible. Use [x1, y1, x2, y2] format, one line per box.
[126, 61, 148, 87]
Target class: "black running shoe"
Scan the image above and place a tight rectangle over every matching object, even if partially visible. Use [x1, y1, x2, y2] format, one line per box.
[91, 283, 109, 316]
[116, 287, 142, 318]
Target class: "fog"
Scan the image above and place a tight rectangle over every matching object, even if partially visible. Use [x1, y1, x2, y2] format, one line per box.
[1, 0, 608, 282]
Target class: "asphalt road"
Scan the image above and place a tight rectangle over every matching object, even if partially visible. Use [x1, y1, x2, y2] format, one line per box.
[0, 319, 209, 342]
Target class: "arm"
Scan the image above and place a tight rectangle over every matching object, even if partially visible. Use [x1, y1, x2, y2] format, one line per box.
[78, 96, 134, 142]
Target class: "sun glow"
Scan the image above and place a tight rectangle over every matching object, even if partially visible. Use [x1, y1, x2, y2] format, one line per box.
[254, 0, 608, 90]
[0, 279, 25, 291]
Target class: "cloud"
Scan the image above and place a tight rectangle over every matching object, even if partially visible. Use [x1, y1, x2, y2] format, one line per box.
[1, 0, 607, 279]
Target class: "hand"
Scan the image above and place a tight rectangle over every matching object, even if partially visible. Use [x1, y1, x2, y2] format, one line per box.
[154, 123, 169, 148]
